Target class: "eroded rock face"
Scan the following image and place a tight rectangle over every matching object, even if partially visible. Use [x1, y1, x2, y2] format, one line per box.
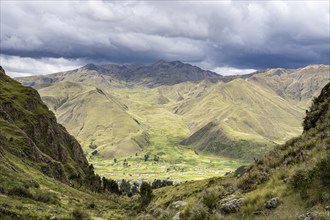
[220, 198, 244, 214]
[298, 212, 325, 220]
[0, 67, 89, 184]
[265, 197, 280, 209]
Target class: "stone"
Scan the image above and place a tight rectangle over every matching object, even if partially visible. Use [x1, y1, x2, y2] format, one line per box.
[172, 212, 180, 220]
[259, 172, 269, 182]
[220, 198, 243, 214]
[298, 212, 325, 220]
[171, 201, 187, 209]
[265, 197, 280, 209]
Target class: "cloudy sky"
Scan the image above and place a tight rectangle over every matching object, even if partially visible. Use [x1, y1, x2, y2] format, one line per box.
[0, 1, 329, 77]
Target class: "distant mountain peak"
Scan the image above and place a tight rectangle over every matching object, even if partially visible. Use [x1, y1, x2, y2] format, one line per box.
[154, 59, 167, 64]
[75, 60, 220, 87]
[82, 63, 99, 71]
[300, 64, 328, 71]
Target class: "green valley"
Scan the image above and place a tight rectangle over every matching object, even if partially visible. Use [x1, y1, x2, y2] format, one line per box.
[1, 65, 329, 219]
[17, 62, 329, 182]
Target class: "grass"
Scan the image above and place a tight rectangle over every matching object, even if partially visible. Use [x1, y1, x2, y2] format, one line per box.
[35, 77, 311, 182]
[91, 144, 247, 182]
[37, 76, 307, 161]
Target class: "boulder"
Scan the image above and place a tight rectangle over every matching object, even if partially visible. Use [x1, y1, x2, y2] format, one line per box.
[220, 198, 243, 214]
[172, 212, 180, 220]
[171, 201, 187, 210]
[265, 197, 280, 209]
[234, 166, 248, 177]
[298, 212, 325, 220]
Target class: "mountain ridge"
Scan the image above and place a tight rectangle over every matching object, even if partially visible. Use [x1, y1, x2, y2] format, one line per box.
[16, 63, 329, 163]
[18, 60, 221, 89]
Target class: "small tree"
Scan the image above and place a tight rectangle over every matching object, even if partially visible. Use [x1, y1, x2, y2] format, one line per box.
[102, 177, 120, 195]
[140, 182, 153, 208]
[144, 154, 150, 161]
[120, 179, 132, 196]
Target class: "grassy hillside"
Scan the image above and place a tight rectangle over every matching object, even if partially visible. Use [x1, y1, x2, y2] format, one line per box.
[0, 67, 135, 219]
[0, 67, 90, 184]
[251, 64, 330, 107]
[142, 81, 330, 220]
[1, 65, 329, 219]
[39, 81, 149, 159]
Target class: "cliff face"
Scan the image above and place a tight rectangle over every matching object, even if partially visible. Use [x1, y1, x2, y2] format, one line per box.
[0, 66, 89, 183]
[303, 82, 330, 132]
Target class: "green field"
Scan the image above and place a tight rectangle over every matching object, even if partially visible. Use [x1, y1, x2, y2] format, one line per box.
[91, 144, 247, 182]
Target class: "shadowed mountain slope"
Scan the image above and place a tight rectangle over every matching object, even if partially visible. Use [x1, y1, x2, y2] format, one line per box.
[19, 60, 220, 89]
[0, 66, 91, 185]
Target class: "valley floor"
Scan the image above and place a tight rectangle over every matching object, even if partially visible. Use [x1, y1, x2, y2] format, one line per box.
[91, 144, 248, 182]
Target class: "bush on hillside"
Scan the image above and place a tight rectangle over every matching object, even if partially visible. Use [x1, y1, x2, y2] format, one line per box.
[181, 203, 208, 220]
[0, 186, 6, 194]
[140, 182, 153, 208]
[7, 186, 33, 198]
[315, 156, 330, 186]
[34, 192, 59, 204]
[102, 177, 120, 195]
[72, 209, 89, 220]
[201, 188, 219, 211]
[120, 179, 132, 197]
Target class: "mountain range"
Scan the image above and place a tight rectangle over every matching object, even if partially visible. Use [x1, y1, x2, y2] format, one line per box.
[1, 64, 329, 219]
[17, 61, 329, 161]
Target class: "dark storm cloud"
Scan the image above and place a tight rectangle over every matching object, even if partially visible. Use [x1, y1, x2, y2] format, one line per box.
[0, 1, 329, 76]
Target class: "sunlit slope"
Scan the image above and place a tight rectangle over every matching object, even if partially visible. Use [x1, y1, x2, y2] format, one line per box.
[172, 78, 305, 159]
[39, 81, 150, 159]
[17, 63, 328, 161]
[145, 82, 330, 220]
[109, 87, 191, 146]
[251, 64, 330, 107]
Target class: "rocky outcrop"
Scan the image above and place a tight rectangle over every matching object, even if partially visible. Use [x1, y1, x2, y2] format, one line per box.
[0, 67, 90, 184]
[265, 197, 280, 209]
[220, 198, 244, 214]
[171, 201, 187, 210]
[298, 212, 325, 220]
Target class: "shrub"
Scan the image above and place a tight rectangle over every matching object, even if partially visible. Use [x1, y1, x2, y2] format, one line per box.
[102, 177, 120, 195]
[0, 186, 6, 194]
[181, 203, 208, 220]
[23, 180, 40, 189]
[34, 192, 59, 204]
[201, 188, 218, 211]
[290, 169, 309, 190]
[120, 179, 132, 196]
[87, 202, 96, 209]
[72, 209, 89, 220]
[7, 186, 33, 198]
[140, 182, 153, 208]
[315, 156, 330, 186]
